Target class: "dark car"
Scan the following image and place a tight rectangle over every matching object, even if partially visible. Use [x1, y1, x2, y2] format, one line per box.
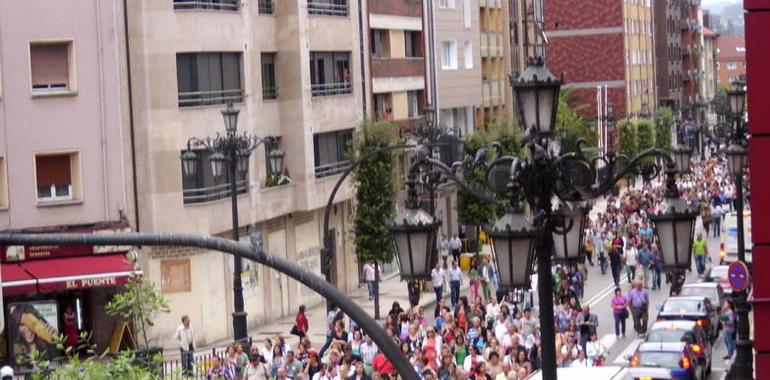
[680, 283, 726, 309]
[656, 296, 719, 341]
[646, 320, 712, 374]
[629, 342, 705, 380]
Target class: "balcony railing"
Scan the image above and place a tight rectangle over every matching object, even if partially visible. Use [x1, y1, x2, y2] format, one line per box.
[258, 0, 274, 14]
[183, 179, 248, 204]
[315, 161, 350, 178]
[311, 82, 352, 97]
[173, 0, 239, 11]
[178, 88, 244, 107]
[308, 1, 348, 16]
[262, 85, 278, 100]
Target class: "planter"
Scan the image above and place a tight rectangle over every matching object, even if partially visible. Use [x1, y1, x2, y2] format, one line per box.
[134, 346, 164, 375]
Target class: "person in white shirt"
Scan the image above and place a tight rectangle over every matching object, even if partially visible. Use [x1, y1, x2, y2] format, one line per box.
[585, 332, 607, 366]
[173, 315, 195, 375]
[449, 234, 463, 264]
[431, 263, 446, 305]
[439, 234, 450, 266]
[362, 261, 377, 301]
[624, 241, 638, 283]
[447, 261, 463, 307]
[569, 350, 590, 368]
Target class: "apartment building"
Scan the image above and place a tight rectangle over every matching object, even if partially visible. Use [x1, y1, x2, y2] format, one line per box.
[0, 0, 133, 362]
[431, 0, 482, 136]
[716, 34, 745, 87]
[477, 0, 513, 126]
[680, 0, 702, 111]
[510, 0, 546, 77]
[653, 0, 684, 109]
[702, 27, 719, 112]
[543, 0, 655, 119]
[125, 0, 363, 347]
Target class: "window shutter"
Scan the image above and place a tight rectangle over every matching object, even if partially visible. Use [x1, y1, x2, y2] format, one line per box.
[30, 44, 69, 87]
[36, 155, 71, 187]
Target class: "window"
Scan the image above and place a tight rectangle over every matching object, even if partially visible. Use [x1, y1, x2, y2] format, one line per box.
[308, 0, 348, 16]
[441, 41, 458, 70]
[371, 29, 387, 58]
[30, 41, 76, 95]
[439, 0, 455, 8]
[180, 149, 248, 204]
[258, 0, 274, 14]
[176, 52, 243, 107]
[173, 0, 239, 11]
[407, 91, 420, 118]
[464, 41, 473, 69]
[310, 51, 352, 97]
[463, 0, 471, 27]
[261, 53, 277, 100]
[161, 259, 191, 293]
[35, 153, 79, 203]
[727, 62, 737, 70]
[405, 31, 422, 58]
[373, 93, 392, 120]
[314, 129, 353, 178]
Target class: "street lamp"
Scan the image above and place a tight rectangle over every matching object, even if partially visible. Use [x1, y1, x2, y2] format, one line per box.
[388, 184, 441, 281]
[725, 81, 753, 379]
[512, 57, 561, 134]
[670, 145, 694, 174]
[551, 203, 588, 263]
[180, 103, 281, 342]
[649, 198, 698, 268]
[488, 211, 541, 290]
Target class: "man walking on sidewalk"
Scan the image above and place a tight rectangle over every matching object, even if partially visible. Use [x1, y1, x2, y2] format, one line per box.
[431, 262, 446, 305]
[362, 261, 376, 301]
[174, 315, 195, 376]
[447, 260, 463, 307]
[693, 233, 709, 276]
[628, 280, 649, 336]
[450, 233, 462, 264]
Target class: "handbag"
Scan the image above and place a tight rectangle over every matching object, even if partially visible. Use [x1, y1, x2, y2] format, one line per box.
[290, 325, 301, 336]
[621, 309, 629, 320]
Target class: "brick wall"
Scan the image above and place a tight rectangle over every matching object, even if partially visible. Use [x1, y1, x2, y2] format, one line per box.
[371, 57, 426, 78]
[543, 0, 622, 30]
[368, 0, 422, 17]
[566, 87, 626, 119]
[547, 34, 625, 83]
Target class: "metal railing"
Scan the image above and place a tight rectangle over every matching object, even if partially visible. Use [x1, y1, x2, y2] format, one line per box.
[311, 81, 352, 97]
[258, 0, 274, 14]
[308, 1, 348, 16]
[315, 160, 351, 178]
[178, 88, 243, 107]
[262, 85, 278, 100]
[173, 0, 239, 11]
[183, 179, 248, 204]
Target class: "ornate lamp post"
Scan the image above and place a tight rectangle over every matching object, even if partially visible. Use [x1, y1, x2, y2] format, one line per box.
[180, 103, 283, 341]
[725, 82, 753, 379]
[389, 57, 697, 379]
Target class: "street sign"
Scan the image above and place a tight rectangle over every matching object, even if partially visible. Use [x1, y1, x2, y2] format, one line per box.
[728, 261, 751, 292]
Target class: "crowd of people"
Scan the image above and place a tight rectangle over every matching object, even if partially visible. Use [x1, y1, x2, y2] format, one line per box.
[194, 156, 745, 380]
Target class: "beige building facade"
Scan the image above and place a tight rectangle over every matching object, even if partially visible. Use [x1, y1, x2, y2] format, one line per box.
[477, 0, 513, 126]
[125, 0, 363, 347]
[623, 0, 656, 115]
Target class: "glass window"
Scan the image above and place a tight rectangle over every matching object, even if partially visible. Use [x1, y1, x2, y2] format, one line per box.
[463, 0, 471, 27]
[310, 51, 352, 96]
[405, 31, 422, 58]
[36, 154, 74, 202]
[408, 91, 420, 118]
[176, 52, 243, 107]
[441, 41, 457, 70]
[180, 149, 248, 204]
[313, 129, 353, 177]
[308, 0, 348, 16]
[464, 40, 473, 69]
[30, 42, 73, 94]
[261, 52, 277, 100]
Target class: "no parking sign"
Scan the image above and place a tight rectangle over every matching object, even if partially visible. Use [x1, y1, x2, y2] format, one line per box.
[728, 261, 751, 292]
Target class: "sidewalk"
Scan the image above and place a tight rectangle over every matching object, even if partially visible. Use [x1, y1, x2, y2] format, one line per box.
[164, 271, 470, 360]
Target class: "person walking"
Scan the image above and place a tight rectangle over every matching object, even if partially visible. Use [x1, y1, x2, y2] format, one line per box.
[609, 239, 623, 287]
[439, 234, 450, 267]
[174, 315, 195, 376]
[293, 305, 309, 338]
[431, 262, 446, 304]
[450, 234, 462, 264]
[610, 288, 628, 337]
[651, 244, 663, 290]
[627, 280, 649, 336]
[637, 243, 653, 289]
[692, 233, 709, 276]
[701, 199, 713, 236]
[720, 301, 736, 360]
[480, 257, 493, 302]
[593, 231, 606, 274]
[362, 261, 377, 301]
[584, 230, 594, 266]
[624, 241, 638, 283]
[711, 201, 722, 238]
[447, 260, 463, 307]
[576, 306, 598, 351]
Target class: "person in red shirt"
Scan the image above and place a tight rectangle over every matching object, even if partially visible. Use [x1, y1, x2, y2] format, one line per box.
[294, 305, 309, 338]
[372, 351, 395, 375]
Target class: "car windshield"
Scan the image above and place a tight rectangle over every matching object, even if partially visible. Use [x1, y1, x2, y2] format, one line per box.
[638, 352, 682, 368]
[662, 299, 702, 313]
[647, 330, 694, 343]
[680, 287, 714, 299]
[711, 267, 729, 278]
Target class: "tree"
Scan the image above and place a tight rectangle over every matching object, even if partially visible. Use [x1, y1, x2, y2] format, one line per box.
[655, 106, 674, 151]
[352, 120, 396, 319]
[636, 119, 655, 153]
[556, 87, 596, 153]
[616, 119, 638, 158]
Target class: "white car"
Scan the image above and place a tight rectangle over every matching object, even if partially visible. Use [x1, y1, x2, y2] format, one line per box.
[720, 210, 751, 265]
[525, 366, 673, 380]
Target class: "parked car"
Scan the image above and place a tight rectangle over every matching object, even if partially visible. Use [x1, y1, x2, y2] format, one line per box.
[656, 296, 719, 341]
[525, 366, 673, 380]
[680, 283, 726, 310]
[703, 265, 734, 295]
[629, 342, 705, 380]
[721, 210, 751, 265]
[646, 320, 712, 374]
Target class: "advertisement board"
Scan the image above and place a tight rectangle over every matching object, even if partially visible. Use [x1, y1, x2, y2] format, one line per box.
[7, 301, 59, 363]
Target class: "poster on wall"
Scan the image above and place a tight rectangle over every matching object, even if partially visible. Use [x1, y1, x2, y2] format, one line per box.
[8, 301, 59, 364]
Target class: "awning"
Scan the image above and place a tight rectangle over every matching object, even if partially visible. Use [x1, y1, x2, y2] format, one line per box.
[2, 253, 140, 295]
[1, 263, 38, 295]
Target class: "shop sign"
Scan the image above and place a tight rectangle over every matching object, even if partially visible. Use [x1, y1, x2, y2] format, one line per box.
[7, 301, 60, 363]
[65, 276, 120, 290]
[1, 227, 131, 262]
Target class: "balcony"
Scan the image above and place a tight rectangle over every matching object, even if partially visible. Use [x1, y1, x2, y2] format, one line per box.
[371, 57, 425, 78]
[178, 88, 243, 107]
[481, 0, 501, 8]
[393, 117, 426, 138]
[173, 0, 239, 11]
[481, 32, 503, 58]
[262, 85, 278, 100]
[308, 0, 348, 16]
[482, 80, 504, 107]
[183, 179, 248, 204]
[258, 0, 274, 14]
[311, 82, 352, 97]
[368, 0, 422, 17]
[315, 161, 350, 178]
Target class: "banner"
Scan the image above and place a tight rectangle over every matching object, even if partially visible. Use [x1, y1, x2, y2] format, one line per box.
[8, 301, 60, 363]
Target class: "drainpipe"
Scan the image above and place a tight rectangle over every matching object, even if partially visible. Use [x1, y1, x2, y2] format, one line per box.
[357, 0, 367, 118]
[122, 0, 141, 231]
[427, 0, 437, 109]
[95, 0, 111, 221]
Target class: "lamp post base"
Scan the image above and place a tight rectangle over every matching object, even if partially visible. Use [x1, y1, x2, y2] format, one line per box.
[232, 311, 248, 343]
[407, 281, 421, 307]
[728, 339, 754, 379]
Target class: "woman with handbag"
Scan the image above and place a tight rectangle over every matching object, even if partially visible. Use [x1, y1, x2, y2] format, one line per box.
[610, 287, 629, 338]
[292, 305, 309, 338]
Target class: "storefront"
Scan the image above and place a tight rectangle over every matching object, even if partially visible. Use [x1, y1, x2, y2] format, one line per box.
[0, 222, 139, 368]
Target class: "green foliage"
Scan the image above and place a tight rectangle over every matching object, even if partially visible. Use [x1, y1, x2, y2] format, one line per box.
[616, 119, 638, 158]
[655, 106, 674, 151]
[713, 84, 732, 121]
[636, 119, 655, 152]
[265, 172, 291, 187]
[555, 87, 596, 153]
[352, 120, 396, 263]
[106, 256, 170, 350]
